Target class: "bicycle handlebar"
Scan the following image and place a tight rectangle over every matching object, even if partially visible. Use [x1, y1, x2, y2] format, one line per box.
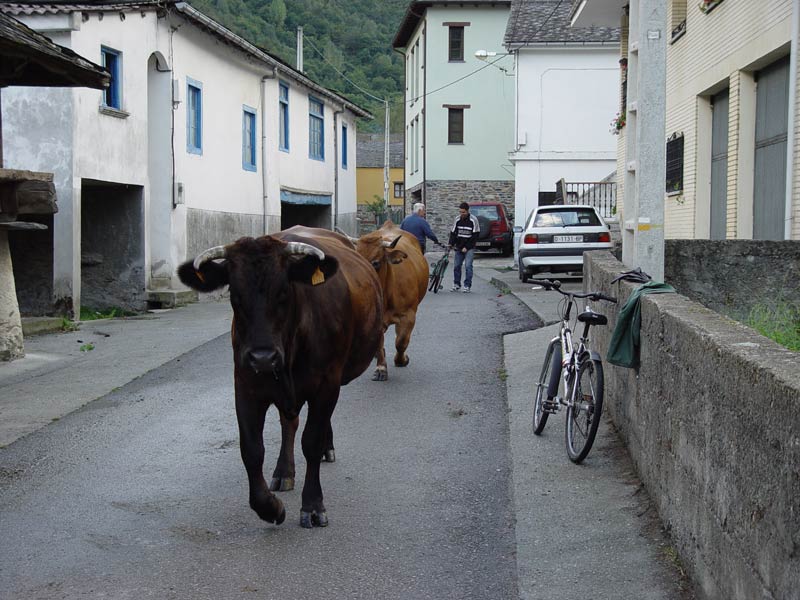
[538, 279, 617, 303]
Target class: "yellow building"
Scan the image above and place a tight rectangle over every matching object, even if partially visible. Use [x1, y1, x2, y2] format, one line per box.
[357, 133, 405, 230]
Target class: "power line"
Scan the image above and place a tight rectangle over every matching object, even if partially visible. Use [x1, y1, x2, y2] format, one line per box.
[303, 35, 387, 104]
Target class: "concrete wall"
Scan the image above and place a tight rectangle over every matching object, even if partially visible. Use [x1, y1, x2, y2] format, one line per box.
[584, 251, 800, 600]
[664, 239, 800, 319]
[510, 47, 619, 226]
[186, 208, 264, 258]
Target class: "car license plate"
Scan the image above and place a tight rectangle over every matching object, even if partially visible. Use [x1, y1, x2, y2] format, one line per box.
[476, 241, 491, 247]
[553, 235, 583, 243]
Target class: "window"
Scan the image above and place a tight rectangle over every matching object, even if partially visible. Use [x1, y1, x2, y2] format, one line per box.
[670, 0, 687, 42]
[447, 107, 464, 144]
[101, 47, 121, 109]
[448, 26, 464, 61]
[242, 106, 257, 172]
[341, 124, 348, 169]
[187, 78, 203, 155]
[665, 133, 684, 194]
[394, 182, 405, 198]
[534, 208, 601, 227]
[279, 82, 290, 151]
[309, 97, 324, 160]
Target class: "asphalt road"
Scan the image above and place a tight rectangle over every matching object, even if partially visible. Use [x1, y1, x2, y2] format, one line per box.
[0, 275, 538, 599]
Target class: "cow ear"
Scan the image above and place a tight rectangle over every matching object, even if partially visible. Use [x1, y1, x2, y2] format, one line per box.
[177, 259, 229, 292]
[387, 249, 408, 265]
[288, 255, 339, 285]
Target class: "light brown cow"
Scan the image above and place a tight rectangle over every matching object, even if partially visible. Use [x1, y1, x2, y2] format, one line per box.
[351, 220, 429, 381]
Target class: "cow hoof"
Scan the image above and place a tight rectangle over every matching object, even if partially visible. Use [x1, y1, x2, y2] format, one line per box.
[322, 449, 336, 463]
[269, 476, 295, 492]
[253, 497, 286, 525]
[300, 510, 329, 528]
[372, 368, 388, 381]
[394, 355, 410, 367]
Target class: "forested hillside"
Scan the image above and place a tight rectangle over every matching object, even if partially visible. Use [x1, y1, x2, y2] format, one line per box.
[189, 0, 408, 131]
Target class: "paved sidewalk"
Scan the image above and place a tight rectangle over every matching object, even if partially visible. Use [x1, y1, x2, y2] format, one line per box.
[0, 301, 232, 448]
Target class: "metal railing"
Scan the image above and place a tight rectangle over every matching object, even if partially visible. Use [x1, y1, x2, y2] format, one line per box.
[555, 178, 617, 220]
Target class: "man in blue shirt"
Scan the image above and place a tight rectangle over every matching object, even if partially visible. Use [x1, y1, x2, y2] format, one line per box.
[400, 203, 440, 254]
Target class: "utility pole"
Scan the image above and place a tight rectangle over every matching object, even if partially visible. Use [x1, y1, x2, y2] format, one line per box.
[296, 27, 303, 73]
[384, 100, 390, 212]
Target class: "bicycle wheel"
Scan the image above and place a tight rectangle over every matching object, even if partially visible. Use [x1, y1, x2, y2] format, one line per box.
[565, 357, 604, 463]
[533, 339, 560, 434]
[428, 260, 442, 292]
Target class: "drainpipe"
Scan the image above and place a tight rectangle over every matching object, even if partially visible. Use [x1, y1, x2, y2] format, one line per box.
[333, 106, 344, 230]
[786, 0, 799, 240]
[261, 67, 277, 235]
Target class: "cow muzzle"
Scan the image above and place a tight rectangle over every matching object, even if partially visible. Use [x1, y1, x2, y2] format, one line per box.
[246, 348, 284, 377]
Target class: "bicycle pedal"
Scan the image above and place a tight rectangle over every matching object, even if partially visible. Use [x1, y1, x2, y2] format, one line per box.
[543, 398, 558, 412]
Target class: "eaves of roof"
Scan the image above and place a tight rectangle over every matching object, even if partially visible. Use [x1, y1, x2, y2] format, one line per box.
[0, 10, 109, 88]
[2, 1, 374, 119]
[393, 0, 512, 49]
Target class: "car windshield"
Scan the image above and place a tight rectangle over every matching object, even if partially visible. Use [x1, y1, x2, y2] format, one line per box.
[534, 208, 600, 227]
[470, 205, 500, 220]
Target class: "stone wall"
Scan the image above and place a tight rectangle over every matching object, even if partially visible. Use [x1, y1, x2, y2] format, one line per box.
[423, 179, 515, 240]
[585, 251, 800, 600]
[664, 240, 800, 320]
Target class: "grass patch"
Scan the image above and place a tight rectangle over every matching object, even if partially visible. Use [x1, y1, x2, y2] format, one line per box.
[79, 343, 95, 352]
[60, 317, 79, 332]
[746, 301, 800, 352]
[79, 306, 136, 321]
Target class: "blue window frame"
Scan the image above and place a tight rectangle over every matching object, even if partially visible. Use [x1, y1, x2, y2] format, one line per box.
[242, 105, 257, 172]
[101, 47, 121, 109]
[342, 124, 348, 169]
[279, 82, 290, 152]
[187, 78, 203, 155]
[309, 97, 324, 161]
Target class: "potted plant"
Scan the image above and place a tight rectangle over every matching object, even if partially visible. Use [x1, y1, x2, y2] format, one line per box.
[610, 111, 626, 135]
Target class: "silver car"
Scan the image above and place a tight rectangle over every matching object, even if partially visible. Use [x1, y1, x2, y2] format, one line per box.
[517, 204, 613, 282]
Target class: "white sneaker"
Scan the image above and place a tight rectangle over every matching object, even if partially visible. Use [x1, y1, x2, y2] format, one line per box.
[451, 285, 461, 292]
[462, 287, 471, 293]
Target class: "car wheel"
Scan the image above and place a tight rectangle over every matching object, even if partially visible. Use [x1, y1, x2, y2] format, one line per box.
[519, 262, 530, 283]
[501, 243, 512, 257]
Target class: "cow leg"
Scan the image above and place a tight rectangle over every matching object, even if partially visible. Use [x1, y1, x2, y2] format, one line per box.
[270, 412, 299, 491]
[299, 392, 339, 528]
[321, 419, 336, 463]
[372, 328, 388, 381]
[236, 381, 285, 525]
[393, 312, 416, 367]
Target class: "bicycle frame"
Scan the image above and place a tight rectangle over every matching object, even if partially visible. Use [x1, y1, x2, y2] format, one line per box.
[550, 296, 593, 413]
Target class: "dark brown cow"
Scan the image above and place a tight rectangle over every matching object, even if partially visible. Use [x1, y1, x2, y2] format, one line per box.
[351, 220, 428, 381]
[177, 226, 383, 528]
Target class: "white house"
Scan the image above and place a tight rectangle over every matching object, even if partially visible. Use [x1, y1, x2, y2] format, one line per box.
[504, 0, 620, 226]
[392, 0, 515, 232]
[1, 1, 369, 317]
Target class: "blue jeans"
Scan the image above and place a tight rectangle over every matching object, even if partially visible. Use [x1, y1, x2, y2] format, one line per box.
[453, 248, 475, 288]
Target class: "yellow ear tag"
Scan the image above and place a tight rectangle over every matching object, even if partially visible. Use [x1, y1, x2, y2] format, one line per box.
[311, 266, 325, 286]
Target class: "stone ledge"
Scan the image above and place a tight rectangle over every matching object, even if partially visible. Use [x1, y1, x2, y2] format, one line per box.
[146, 289, 198, 309]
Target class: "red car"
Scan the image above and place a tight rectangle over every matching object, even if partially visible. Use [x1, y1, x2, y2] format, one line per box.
[469, 201, 514, 257]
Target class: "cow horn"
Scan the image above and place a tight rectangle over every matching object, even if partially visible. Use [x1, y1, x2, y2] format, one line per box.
[193, 245, 227, 271]
[284, 241, 325, 261]
[382, 235, 402, 249]
[335, 226, 359, 244]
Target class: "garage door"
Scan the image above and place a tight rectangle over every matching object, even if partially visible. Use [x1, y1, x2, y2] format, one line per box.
[753, 56, 789, 240]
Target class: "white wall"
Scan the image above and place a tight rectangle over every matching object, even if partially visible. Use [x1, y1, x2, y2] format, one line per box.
[511, 47, 619, 225]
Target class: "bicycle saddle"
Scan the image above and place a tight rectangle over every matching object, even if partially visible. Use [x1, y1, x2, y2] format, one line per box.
[578, 309, 608, 326]
[611, 267, 652, 285]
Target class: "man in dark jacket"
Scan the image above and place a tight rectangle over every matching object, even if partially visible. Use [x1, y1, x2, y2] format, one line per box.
[448, 202, 480, 293]
[400, 203, 439, 254]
